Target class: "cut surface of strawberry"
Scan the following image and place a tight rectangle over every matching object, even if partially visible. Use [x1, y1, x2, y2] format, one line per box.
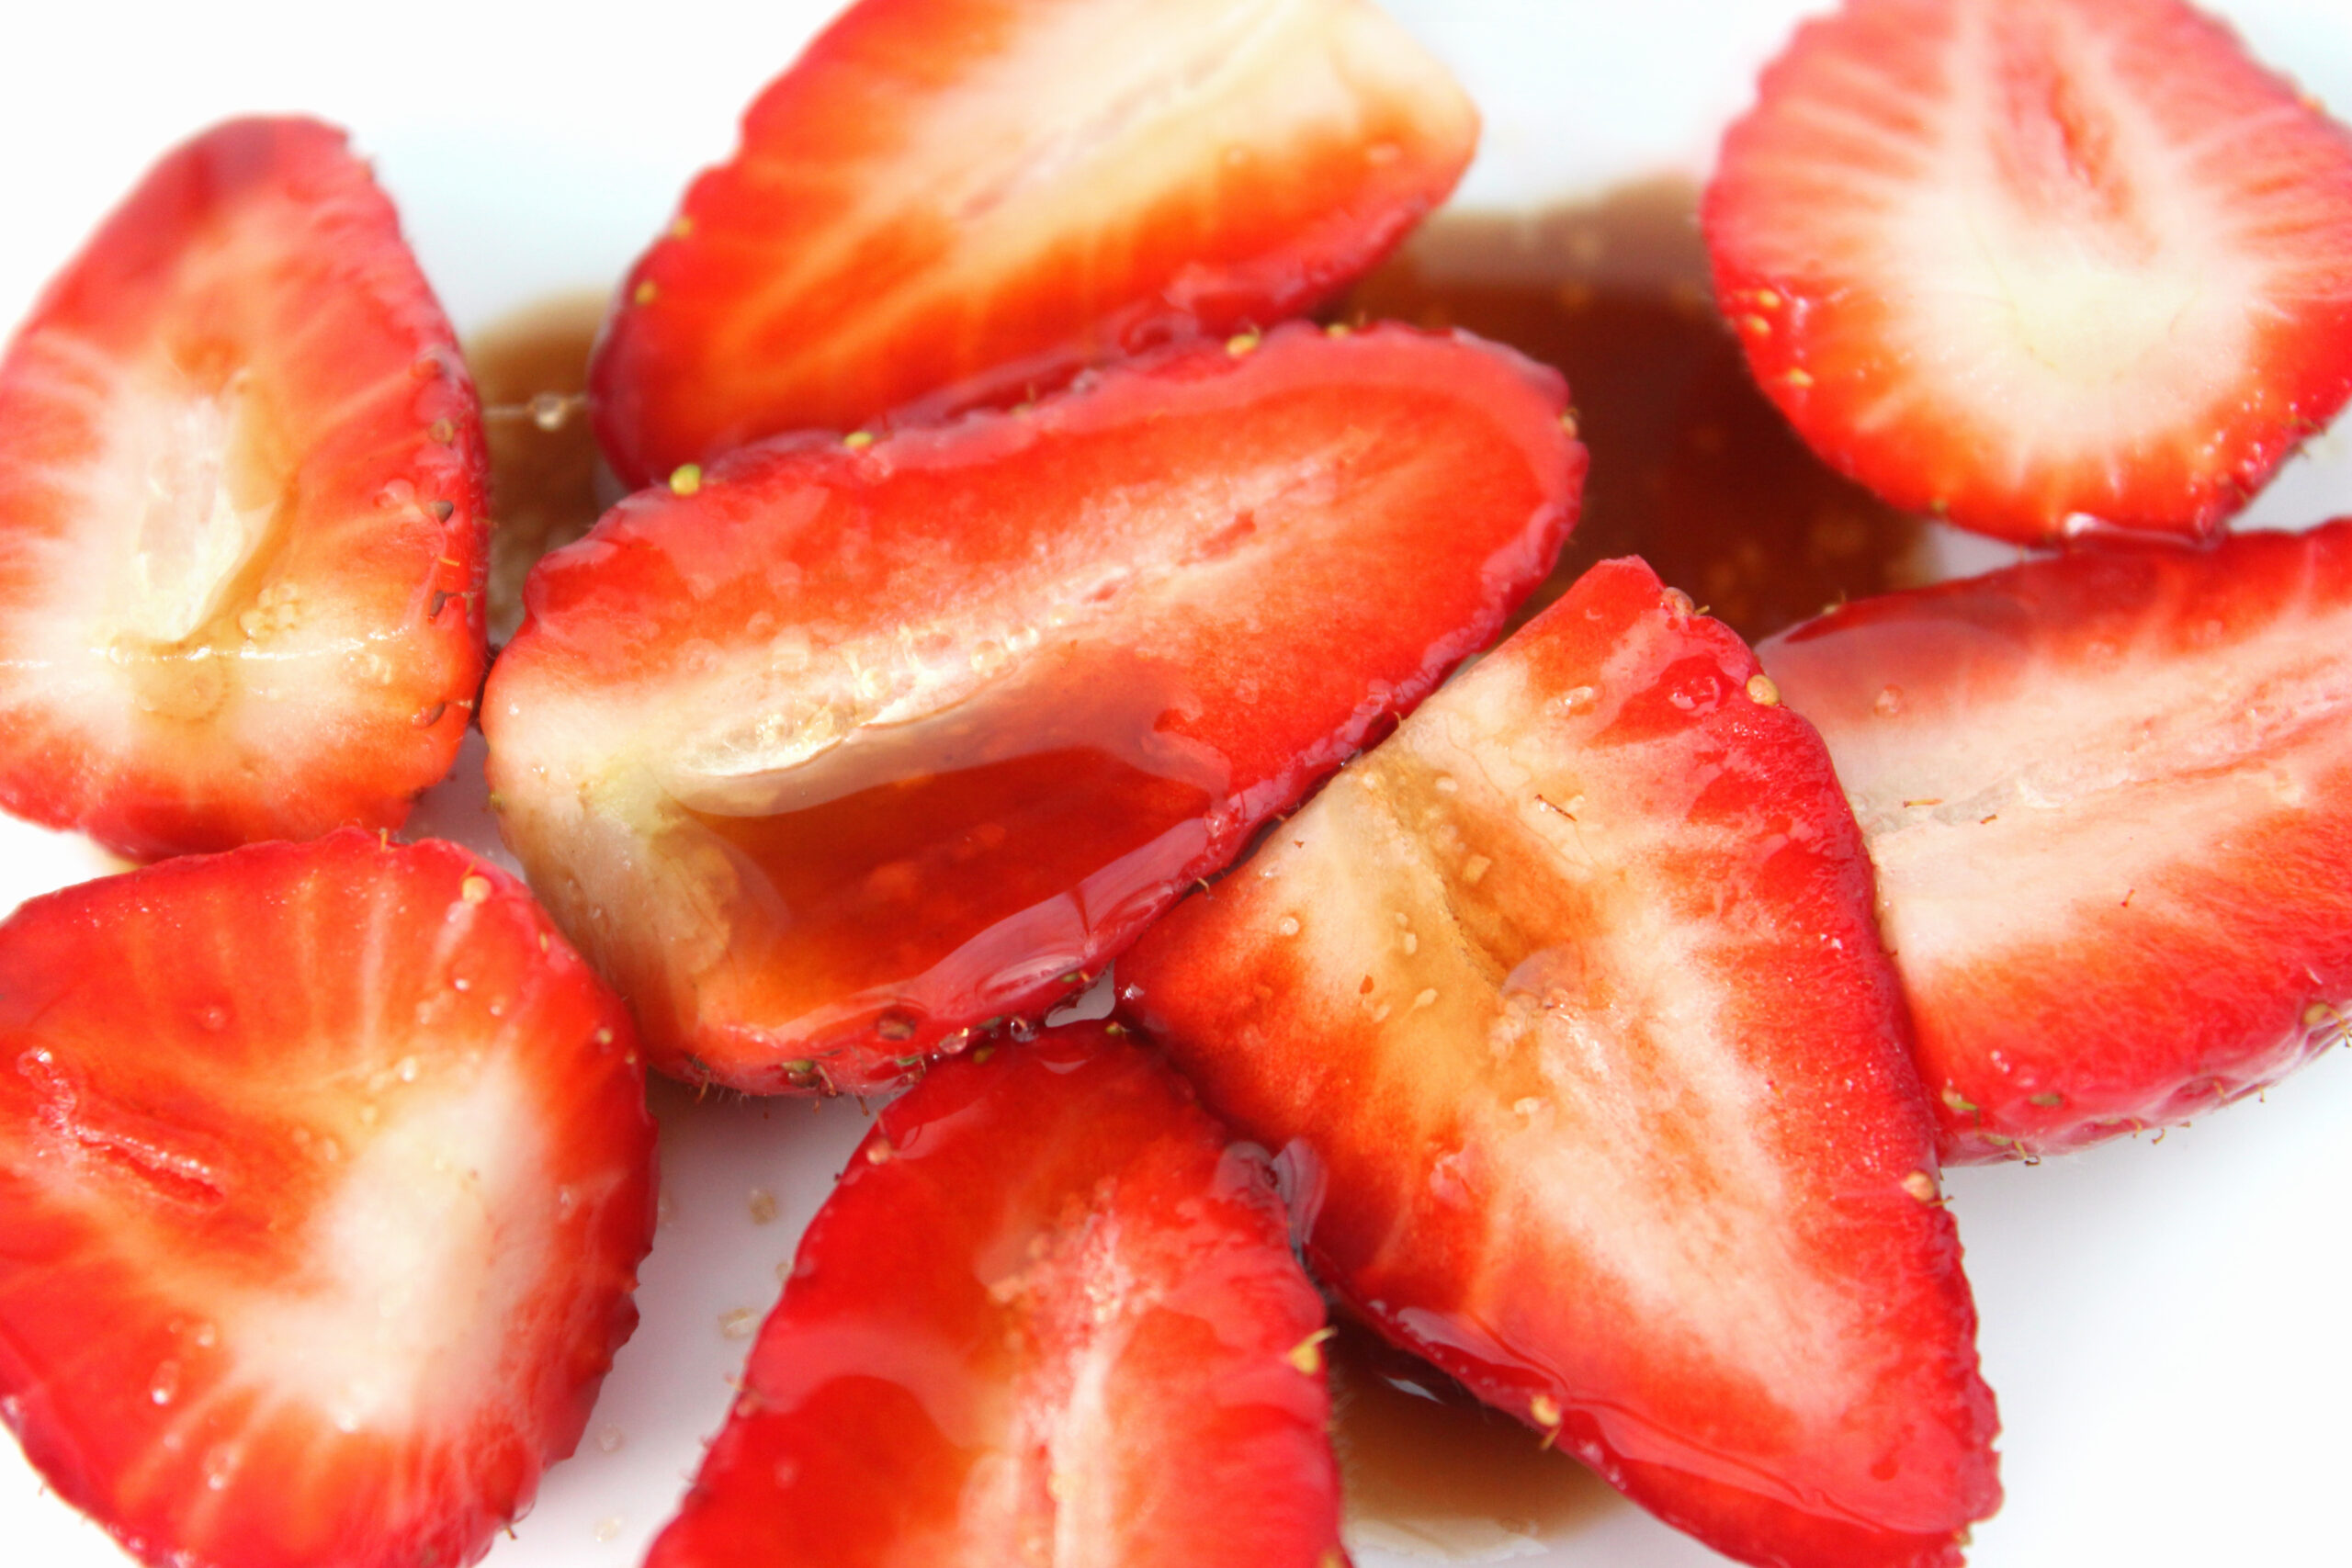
[0, 831, 655, 1568]
[0, 117, 487, 861]
[642, 1021, 1347, 1568]
[588, 0, 1477, 486]
[1120, 558, 2000, 1568]
[1761, 520, 2352, 1162]
[487, 321, 1581, 1096]
[1703, 0, 2352, 545]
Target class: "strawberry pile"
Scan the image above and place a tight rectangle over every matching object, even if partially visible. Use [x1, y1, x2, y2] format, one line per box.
[2, 1, 2350, 1567]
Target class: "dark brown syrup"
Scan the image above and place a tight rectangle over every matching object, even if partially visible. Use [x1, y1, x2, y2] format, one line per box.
[1343, 178, 1928, 642]
[1326, 1322, 1623, 1554]
[465, 291, 609, 641]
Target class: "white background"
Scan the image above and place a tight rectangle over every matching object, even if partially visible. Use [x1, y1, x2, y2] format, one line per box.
[3, 2, 2352, 1565]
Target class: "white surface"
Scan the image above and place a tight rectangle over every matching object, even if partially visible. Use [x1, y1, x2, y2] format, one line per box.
[4, 3, 2352, 1566]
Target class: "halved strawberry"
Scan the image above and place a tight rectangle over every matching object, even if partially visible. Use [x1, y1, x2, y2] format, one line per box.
[644, 1021, 1347, 1568]
[0, 117, 487, 861]
[1703, 0, 2352, 545]
[1119, 558, 2000, 1568]
[486, 321, 1581, 1095]
[1759, 519, 2352, 1162]
[0, 831, 655, 1568]
[588, 0, 1477, 487]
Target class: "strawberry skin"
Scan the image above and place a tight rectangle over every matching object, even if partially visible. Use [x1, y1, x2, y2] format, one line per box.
[642, 1022, 1347, 1568]
[1704, 0, 2352, 545]
[486, 322, 1582, 1096]
[0, 118, 487, 861]
[588, 0, 1476, 486]
[1761, 520, 2352, 1162]
[0, 831, 655, 1568]
[1120, 558, 1999, 1568]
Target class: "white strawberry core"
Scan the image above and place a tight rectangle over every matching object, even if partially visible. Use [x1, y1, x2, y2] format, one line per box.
[108, 372, 279, 648]
[1826, 590, 2352, 991]
[1871, 6, 2261, 468]
[232, 1055, 552, 1436]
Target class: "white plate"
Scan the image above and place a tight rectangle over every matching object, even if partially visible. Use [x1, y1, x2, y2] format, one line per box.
[4, 3, 2352, 1565]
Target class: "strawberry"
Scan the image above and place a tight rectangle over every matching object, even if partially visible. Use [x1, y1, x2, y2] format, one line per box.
[588, 0, 1477, 487]
[1703, 0, 2352, 546]
[1118, 558, 2000, 1568]
[643, 1021, 1347, 1568]
[485, 321, 1582, 1096]
[0, 830, 655, 1568]
[1759, 519, 2352, 1162]
[0, 117, 487, 862]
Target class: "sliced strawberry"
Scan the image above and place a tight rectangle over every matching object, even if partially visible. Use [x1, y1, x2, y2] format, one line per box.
[0, 831, 655, 1568]
[588, 0, 1477, 487]
[642, 1021, 1346, 1568]
[1703, 0, 2352, 545]
[0, 117, 487, 861]
[486, 321, 1580, 1095]
[1119, 558, 2000, 1568]
[1759, 520, 2352, 1162]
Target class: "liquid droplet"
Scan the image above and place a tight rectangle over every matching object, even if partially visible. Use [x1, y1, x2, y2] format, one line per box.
[149, 1360, 182, 1406]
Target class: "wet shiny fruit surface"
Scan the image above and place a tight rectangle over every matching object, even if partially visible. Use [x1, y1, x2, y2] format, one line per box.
[641, 1021, 1348, 1568]
[487, 321, 1584, 1094]
[0, 117, 487, 861]
[0, 831, 654, 1568]
[1121, 557, 1998, 1568]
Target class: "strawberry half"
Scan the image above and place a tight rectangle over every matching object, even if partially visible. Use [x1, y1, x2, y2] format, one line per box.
[0, 117, 487, 861]
[588, 0, 1477, 487]
[0, 831, 655, 1568]
[642, 1022, 1347, 1568]
[487, 321, 1581, 1095]
[1760, 519, 2352, 1162]
[1119, 558, 2000, 1568]
[1703, 0, 2352, 545]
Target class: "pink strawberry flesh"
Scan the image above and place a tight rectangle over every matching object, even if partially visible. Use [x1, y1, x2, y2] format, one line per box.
[590, 0, 1478, 486]
[642, 1021, 1349, 1568]
[486, 321, 1582, 1096]
[0, 831, 655, 1568]
[1761, 518, 2352, 1160]
[0, 117, 488, 860]
[1120, 557, 2000, 1568]
[1704, 0, 2352, 545]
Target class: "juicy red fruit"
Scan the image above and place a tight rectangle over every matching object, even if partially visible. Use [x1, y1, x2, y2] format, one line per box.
[1761, 519, 2352, 1160]
[1704, 0, 2352, 544]
[1121, 558, 1999, 1568]
[643, 1022, 1348, 1568]
[0, 832, 655, 1568]
[0, 117, 486, 860]
[487, 322, 1582, 1095]
[590, 0, 1478, 485]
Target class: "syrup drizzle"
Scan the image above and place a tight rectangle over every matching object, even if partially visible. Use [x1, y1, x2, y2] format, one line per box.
[671, 644, 1227, 1058]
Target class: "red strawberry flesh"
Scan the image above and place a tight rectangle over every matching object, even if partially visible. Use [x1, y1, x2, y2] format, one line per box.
[642, 1021, 1348, 1568]
[1120, 558, 1999, 1568]
[589, 0, 1478, 485]
[1703, 0, 2352, 544]
[486, 321, 1582, 1095]
[0, 117, 488, 861]
[1760, 518, 2352, 1160]
[0, 831, 654, 1568]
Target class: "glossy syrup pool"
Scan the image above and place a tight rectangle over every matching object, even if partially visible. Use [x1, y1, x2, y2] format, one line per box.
[1343, 178, 1932, 643]
[464, 179, 1928, 1555]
